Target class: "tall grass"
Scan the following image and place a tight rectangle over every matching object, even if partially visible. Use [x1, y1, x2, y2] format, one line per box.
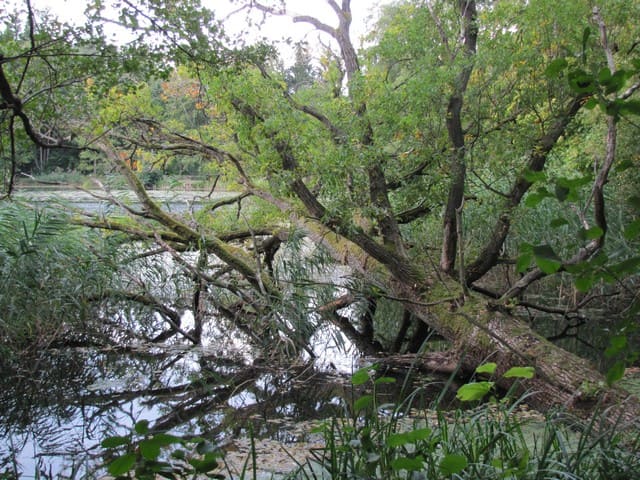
[289, 366, 640, 480]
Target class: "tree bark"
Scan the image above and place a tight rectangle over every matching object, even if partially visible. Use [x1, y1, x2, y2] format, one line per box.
[299, 215, 640, 422]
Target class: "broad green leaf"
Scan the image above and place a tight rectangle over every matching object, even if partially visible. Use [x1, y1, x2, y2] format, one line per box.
[544, 58, 568, 78]
[140, 439, 162, 460]
[439, 453, 468, 475]
[391, 456, 425, 471]
[135, 419, 150, 434]
[351, 367, 372, 386]
[533, 245, 562, 274]
[107, 453, 136, 476]
[456, 382, 493, 402]
[353, 394, 374, 412]
[550, 217, 569, 228]
[387, 428, 432, 447]
[523, 169, 547, 183]
[152, 433, 183, 446]
[475, 362, 497, 375]
[568, 69, 596, 93]
[628, 196, 640, 210]
[189, 452, 220, 473]
[101, 436, 130, 448]
[524, 189, 552, 207]
[516, 253, 533, 273]
[620, 100, 640, 116]
[624, 220, 640, 240]
[610, 257, 640, 275]
[605, 335, 627, 358]
[374, 376, 396, 385]
[606, 361, 626, 385]
[503, 366, 535, 379]
[554, 184, 570, 202]
[578, 226, 604, 241]
[574, 275, 594, 292]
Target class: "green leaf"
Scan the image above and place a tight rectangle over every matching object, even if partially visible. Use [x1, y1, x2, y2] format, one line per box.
[533, 245, 562, 274]
[101, 436, 131, 449]
[439, 453, 468, 475]
[140, 439, 162, 460]
[524, 189, 552, 207]
[584, 97, 599, 109]
[391, 456, 425, 471]
[516, 252, 533, 273]
[620, 99, 640, 116]
[606, 361, 626, 385]
[475, 362, 497, 375]
[456, 382, 493, 402]
[550, 217, 569, 228]
[189, 452, 220, 474]
[107, 453, 136, 476]
[605, 335, 627, 358]
[351, 367, 373, 386]
[374, 376, 396, 385]
[135, 419, 150, 435]
[610, 257, 640, 275]
[574, 275, 594, 292]
[147, 434, 182, 448]
[523, 169, 547, 183]
[568, 69, 596, 93]
[387, 428, 432, 447]
[503, 366, 535, 379]
[554, 184, 570, 202]
[628, 196, 640, 210]
[353, 394, 374, 412]
[544, 58, 568, 78]
[578, 226, 604, 241]
[624, 220, 640, 240]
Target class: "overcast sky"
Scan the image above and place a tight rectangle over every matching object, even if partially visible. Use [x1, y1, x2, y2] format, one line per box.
[21, 0, 392, 61]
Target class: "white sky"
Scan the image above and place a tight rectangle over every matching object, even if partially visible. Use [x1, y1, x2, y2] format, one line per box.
[20, 0, 392, 61]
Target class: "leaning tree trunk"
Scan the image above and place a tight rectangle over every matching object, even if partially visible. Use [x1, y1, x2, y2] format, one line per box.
[300, 216, 640, 424]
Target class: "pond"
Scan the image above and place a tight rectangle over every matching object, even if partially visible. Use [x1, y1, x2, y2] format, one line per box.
[0, 339, 456, 479]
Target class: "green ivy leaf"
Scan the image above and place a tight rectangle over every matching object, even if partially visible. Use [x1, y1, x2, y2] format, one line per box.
[475, 362, 497, 375]
[439, 453, 468, 475]
[107, 453, 136, 476]
[503, 366, 535, 379]
[140, 439, 162, 460]
[456, 382, 494, 402]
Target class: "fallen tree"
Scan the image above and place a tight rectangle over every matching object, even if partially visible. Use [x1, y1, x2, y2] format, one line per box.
[2, 0, 640, 422]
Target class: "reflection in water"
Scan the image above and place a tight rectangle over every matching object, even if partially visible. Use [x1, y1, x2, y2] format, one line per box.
[0, 342, 453, 478]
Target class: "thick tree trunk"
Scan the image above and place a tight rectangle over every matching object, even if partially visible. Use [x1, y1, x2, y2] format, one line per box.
[301, 217, 640, 422]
